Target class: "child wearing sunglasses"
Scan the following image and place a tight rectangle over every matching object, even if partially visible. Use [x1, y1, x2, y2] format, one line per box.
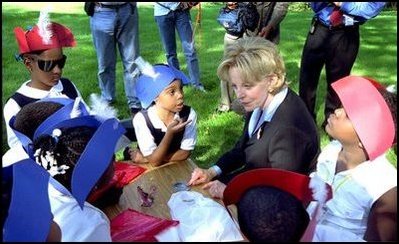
[3, 10, 85, 148]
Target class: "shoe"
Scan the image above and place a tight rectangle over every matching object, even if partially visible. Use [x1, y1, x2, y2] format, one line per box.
[231, 99, 245, 115]
[194, 84, 206, 93]
[100, 97, 115, 106]
[217, 104, 230, 113]
[130, 107, 141, 118]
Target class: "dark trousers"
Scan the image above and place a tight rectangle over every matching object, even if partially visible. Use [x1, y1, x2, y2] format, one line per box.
[299, 20, 359, 124]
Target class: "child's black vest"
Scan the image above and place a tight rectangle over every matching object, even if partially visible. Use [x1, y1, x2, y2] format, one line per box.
[141, 105, 191, 154]
[9, 78, 78, 108]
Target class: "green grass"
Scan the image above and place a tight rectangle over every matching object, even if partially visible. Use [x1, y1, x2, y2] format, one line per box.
[2, 3, 397, 168]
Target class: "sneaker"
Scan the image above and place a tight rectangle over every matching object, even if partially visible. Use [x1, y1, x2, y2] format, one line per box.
[217, 104, 230, 113]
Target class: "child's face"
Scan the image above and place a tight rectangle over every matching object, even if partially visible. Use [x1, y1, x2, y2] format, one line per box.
[325, 108, 360, 144]
[26, 47, 65, 90]
[156, 79, 184, 113]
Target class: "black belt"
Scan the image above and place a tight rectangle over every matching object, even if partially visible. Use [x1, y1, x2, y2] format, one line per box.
[315, 18, 358, 31]
[96, 2, 128, 9]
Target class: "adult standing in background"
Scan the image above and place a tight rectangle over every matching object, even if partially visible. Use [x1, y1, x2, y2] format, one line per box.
[298, 2, 386, 129]
[218, 2, 289, 113]
[90, 2, 142, 116]
[246, 2, 289, 44]
[154, 2, 206, 92]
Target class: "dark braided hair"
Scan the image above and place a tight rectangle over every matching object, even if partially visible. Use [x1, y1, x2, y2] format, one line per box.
[14, 101, 63, 139]
[237, 186, 310, 242]
[33, 126, 96, 191]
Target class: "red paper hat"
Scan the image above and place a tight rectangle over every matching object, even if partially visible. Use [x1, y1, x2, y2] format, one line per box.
[223, 168, 331, 206]
[331, 76, 395, 160]
[223, 168, 333, 242]
[14, 22, 76, 55]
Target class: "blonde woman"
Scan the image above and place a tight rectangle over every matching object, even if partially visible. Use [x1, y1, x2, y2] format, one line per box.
[189, 36, 319, 198]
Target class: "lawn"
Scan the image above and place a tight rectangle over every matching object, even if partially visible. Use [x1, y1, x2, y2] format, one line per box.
[2, 2, 397, 168]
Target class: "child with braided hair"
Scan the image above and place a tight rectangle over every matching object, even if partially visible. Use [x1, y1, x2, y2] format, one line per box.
[30, 116, 125, 241]
[5, 97, 126, 241]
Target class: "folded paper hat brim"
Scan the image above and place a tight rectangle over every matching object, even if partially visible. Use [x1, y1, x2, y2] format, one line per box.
[136, 65, 189, 109]
[331, 76, 395, 160]
[14, 22, 76, 54]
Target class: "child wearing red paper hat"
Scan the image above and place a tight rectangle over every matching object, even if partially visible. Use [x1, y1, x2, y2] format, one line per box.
[3, 9, 86, 149]
[310, 76, 397, 241]
[126, 61, 197, 166]
[222, 168, 333, 242]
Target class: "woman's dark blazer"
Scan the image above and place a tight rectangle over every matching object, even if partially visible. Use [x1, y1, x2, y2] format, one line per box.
[216, 88, 320, 183]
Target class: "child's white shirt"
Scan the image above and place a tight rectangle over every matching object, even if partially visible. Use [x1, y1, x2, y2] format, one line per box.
[3, 80, 84, 148]
[48, 182, 112, 242]
[132, 105, 197, 157]
[309, 140, 397, 241]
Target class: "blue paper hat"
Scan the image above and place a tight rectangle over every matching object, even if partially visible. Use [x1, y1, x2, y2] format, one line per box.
[135, 64, 189, 109]
[8, 98, 125, 208]
[37, 115, 126, 208]
[3, 159, 52, 242]
[9, 97, 89, 158]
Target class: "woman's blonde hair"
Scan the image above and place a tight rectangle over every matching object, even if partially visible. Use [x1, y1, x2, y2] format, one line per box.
[217, 36, 288, 94]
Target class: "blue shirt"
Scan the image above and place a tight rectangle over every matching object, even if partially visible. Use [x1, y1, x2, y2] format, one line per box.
[154, 2, 180, 16]
[311, 2, 386, 27]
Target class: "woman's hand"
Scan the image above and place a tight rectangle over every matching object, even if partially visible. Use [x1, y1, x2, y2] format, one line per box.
[187, 167, 216, 186]
[202, 180, 226, 199]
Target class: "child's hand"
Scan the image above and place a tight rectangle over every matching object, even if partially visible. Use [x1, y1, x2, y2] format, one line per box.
[167, 117, 192, 134]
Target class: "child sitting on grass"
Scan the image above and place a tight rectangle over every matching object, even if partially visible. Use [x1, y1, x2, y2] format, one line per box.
[125, 63, 197, 166]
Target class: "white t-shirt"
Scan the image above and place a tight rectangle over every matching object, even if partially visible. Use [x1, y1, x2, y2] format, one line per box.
[3, 79, 83, 148]
[132, 105, 197, 157]
[309, 140, 397, 241]
[48, 182, 112, 242]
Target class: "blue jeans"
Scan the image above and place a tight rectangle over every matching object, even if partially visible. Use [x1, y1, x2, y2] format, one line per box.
[155, 9, 202, 87]
[90, 3, 141, 109]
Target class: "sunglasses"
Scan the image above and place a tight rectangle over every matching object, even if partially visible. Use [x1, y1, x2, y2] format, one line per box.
[32, 55, 67, 72]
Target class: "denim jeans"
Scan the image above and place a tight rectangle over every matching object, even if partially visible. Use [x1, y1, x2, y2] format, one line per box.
[90, 3, 141, 109]
[155, 9, 202, 87]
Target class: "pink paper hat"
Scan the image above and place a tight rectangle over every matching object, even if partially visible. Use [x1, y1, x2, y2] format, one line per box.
[331, 76, 395, 160]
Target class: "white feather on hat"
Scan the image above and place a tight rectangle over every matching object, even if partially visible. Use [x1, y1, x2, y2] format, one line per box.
[89, 93, 118, 121]
[37, 6, 53, 45]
